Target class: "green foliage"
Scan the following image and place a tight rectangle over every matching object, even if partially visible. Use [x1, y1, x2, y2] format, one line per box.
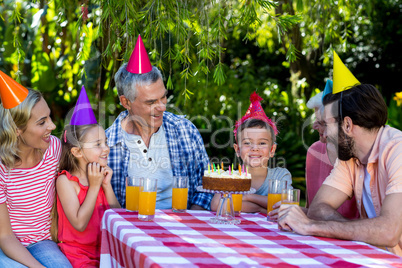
[93, 0, 300, 98]
[1, 0, 402, 201]
[213, 62, 226, 86]
[0, 0, 105, 136]
[0, 0, 300, 136]
[387, 93, 402, 130]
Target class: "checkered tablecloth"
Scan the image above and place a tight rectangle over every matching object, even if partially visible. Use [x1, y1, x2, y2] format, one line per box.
[100, 208, 402, 268]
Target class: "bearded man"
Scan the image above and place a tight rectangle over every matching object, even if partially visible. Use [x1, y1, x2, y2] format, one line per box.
[278, 84, 402, 256]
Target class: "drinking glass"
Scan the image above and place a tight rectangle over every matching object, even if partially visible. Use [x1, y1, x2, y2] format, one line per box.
[126, 177, 143, 212]
[172, 176, 188, 213]
[281, 189, 300, 205]
[138, 178, 158, 221]
[227, 194, 242, 216]
[267, 179, 287, 221]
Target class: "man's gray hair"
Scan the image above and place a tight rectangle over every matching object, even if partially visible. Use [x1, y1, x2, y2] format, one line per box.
[306, 91, 323, 110]
[114, 63, 163, 101]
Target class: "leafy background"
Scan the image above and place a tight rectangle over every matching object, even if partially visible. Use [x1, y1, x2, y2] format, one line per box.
[1, 0, 402, 202]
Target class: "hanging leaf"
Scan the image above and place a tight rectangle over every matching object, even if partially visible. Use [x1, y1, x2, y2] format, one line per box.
[167, 75, 174, 90]
[213, 62, 226, 86]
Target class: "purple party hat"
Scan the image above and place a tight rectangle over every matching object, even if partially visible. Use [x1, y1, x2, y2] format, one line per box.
[70, 86, 97, 125]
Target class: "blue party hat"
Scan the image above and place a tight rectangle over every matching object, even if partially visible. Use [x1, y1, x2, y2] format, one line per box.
[322, 80, 333, 100]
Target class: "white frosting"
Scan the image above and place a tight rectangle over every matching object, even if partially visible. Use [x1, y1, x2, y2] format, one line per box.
[203, 169, 251, 179]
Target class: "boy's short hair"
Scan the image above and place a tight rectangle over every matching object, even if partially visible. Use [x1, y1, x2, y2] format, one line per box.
[236, 118, 276, 145]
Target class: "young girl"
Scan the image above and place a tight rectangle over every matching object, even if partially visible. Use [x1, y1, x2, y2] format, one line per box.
[211, 92, 292, 214]
[53, 88, 120, 267]
[54, 123, 120, 267]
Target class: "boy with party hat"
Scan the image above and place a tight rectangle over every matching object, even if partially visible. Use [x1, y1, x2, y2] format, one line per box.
[210, 92, 292, 214]
[53, 86, 120, 267]
[106, 35, 212, 210]
[0, 72, 72, 267]
[279, 51, 402, 256]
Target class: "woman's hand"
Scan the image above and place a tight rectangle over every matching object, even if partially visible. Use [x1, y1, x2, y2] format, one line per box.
[87, 162, 104, 188]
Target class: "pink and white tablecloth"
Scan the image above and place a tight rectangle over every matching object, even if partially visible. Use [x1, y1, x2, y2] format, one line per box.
[100, 208, 402, 267]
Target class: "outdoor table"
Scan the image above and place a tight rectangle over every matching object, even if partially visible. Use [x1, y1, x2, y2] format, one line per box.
[100, 208, 402, 267]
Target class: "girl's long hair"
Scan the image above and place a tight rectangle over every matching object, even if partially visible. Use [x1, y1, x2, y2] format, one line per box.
[50, 124, 99, 242]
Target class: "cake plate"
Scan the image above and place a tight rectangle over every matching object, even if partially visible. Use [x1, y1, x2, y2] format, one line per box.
[196, 186, 256, 225]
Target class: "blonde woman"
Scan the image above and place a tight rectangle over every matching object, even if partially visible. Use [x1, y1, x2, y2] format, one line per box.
[0, 89, 71, 267]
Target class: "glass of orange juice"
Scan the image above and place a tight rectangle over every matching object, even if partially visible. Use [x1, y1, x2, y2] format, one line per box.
[228, 194, 242, 216]
[281, 189, 300, 205]
[172, 176, 188, 213]
[138, 178, 158, 221]
[126, 177, 143, 212]
[267, 179, 287, 221]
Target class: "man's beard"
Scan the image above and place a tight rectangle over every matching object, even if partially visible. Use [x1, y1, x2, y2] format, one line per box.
[327, 127, 356, 161]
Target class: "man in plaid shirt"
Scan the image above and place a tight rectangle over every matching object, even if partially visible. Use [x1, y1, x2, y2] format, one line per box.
[106, 62, 212, 210]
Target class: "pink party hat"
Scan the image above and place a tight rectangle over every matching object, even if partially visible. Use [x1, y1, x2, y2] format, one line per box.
[126, 35, 152, 74]
[70, 86, 97, 125]
[234, 92, 278, 139]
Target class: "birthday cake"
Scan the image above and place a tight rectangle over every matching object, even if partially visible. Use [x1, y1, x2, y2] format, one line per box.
[203, 169, 252, 192]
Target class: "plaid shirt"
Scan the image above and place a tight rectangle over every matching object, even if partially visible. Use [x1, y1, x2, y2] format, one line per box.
[106, 110, 212, 210]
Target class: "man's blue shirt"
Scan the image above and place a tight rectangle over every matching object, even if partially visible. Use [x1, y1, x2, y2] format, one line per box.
[106, 110, 212, 210]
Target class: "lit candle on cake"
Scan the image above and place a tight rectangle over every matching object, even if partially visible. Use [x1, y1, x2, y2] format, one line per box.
[229, 165, 231, 175]
[238, 164, 242, 175]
